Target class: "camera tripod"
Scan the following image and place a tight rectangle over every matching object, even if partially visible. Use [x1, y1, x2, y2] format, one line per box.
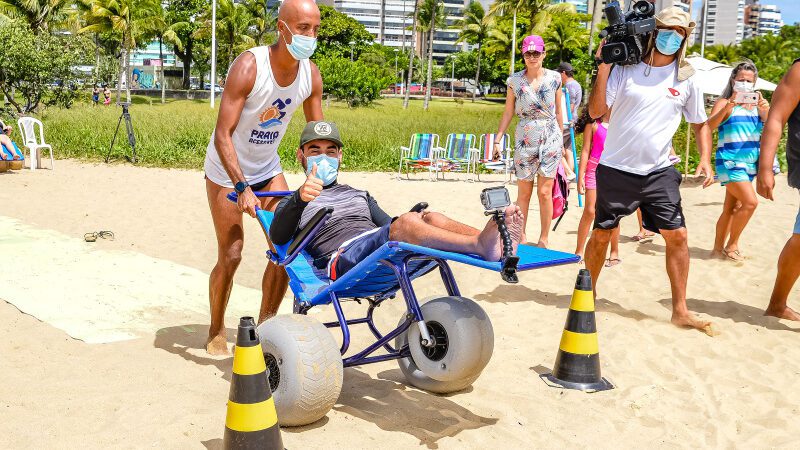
[105, 102, 137, 163]
[485, 209, 520, 283]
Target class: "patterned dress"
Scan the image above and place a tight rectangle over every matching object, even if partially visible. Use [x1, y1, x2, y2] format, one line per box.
[507, 69, 563, 180]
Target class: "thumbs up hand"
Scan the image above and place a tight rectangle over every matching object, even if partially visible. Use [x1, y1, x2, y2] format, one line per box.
[300, 163, 324, 202]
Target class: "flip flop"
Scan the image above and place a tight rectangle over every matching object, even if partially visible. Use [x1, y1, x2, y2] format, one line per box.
[605, 258, 622, 267]
[84, 230, 115, 242]
[722, 249, 744, 263]
[632, 233, 655, 243]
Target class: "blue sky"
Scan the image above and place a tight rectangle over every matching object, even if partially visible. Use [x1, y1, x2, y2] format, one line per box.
[691, 0, 800, 25]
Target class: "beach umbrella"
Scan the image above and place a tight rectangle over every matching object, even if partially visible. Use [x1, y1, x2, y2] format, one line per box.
[681, 56, 777, 174]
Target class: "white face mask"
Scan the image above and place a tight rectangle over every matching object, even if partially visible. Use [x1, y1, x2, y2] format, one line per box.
[733, 80, 755, 93]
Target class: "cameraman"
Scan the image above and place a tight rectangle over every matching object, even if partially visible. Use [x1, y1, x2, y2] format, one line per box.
[586, 7, 714, 333]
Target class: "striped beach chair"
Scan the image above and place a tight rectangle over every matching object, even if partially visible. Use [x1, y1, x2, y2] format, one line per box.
[477, 133, 514, 182]
[397, 133, 443, 180]
[439, 133, 479, 180]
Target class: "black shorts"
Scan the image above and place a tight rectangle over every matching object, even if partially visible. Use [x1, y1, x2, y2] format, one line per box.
[594, 164, 685, 233]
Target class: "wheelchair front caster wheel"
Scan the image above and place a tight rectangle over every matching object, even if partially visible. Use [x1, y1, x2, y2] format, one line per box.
[395, 296, 494, 392]
[257, 314, 343, 426]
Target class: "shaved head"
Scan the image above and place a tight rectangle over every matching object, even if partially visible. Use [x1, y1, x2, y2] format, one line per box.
[278, 0, 321, 37]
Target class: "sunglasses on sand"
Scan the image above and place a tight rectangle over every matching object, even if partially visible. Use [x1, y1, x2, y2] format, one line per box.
[523, 51, 544, 59]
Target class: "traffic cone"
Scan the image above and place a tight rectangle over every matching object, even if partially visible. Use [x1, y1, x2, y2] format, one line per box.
[542, 269, 613, 392]
[224, 317, 283, 450]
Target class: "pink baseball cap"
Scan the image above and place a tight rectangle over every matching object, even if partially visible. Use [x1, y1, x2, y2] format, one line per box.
[521, 35, 545, 53]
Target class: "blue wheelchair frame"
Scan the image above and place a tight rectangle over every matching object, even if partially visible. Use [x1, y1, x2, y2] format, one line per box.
[230, 191, 580, 368]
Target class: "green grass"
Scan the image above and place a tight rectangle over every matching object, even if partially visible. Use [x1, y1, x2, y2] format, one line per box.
[38, 96, 788, 173]
[40, 97, 507, 172]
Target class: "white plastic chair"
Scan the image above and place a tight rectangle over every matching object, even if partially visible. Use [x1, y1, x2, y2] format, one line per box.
[17, 117, 54, 170]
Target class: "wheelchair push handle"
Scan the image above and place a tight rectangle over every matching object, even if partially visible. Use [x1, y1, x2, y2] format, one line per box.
[226, 190, 295, 208]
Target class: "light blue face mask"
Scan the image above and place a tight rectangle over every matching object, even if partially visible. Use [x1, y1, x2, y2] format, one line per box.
[280, 20, 317, 60]
[306, 154, 339, 186]
[655, 29, 684, 56]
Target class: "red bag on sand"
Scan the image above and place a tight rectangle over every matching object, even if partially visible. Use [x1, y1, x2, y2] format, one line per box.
[552, 163, 569, 230]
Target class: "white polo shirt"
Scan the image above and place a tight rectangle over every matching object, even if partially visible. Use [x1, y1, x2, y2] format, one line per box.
[602, 61, 707, 175]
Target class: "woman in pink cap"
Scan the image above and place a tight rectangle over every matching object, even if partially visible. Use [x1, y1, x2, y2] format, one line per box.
[494, 35, 564, 248]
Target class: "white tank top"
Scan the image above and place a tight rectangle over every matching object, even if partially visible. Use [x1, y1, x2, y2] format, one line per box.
[204, 46, 312, 187]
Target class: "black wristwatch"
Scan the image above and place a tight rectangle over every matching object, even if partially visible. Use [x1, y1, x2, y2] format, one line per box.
[234, 181, 249, 194]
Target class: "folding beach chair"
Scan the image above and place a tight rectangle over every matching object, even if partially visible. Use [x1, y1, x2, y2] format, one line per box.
[477, 133, 514, 182]
[439, 133, 479, 180]
[397, 133, 443, 180]
[226, 191, 580, 426]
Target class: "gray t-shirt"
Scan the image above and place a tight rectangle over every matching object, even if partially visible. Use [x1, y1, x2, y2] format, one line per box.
[787, 59, 800, 189]
[565, 79, 582, 121]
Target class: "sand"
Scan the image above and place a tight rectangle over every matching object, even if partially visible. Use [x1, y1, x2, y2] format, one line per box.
[1, 160, 800, 448]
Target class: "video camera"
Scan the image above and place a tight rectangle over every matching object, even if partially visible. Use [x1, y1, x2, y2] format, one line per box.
[599, 0, 656, 66]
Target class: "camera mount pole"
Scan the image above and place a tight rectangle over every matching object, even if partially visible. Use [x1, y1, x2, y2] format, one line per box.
[105, 103, 137, 164]
[485, 209, 519, 283]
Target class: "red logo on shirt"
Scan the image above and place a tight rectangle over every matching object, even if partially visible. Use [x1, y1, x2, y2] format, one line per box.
[668, 88, 681, 97]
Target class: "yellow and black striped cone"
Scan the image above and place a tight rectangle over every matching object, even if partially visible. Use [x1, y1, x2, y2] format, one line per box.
[542, 269, 613, 392]
[224, 317, 283, 450]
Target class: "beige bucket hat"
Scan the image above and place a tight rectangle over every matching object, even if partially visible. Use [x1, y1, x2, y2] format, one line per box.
[652, 6, 696, 81]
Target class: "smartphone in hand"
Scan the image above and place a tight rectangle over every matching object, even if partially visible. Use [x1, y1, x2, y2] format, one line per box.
[734, 92, 759, 105]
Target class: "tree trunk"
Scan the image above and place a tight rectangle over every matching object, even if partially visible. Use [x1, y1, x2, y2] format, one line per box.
[95, 34, 100, 83]
[160, 37, 166, 104]
[403, 0, 420, 109]
[125, 40, 132, 104]
[423, 19, 434, 111]
[180, 40, 193, 89]
[116, 45, 124, 104]
[473, 44, 481, 102]
[585, 0, 604, 90]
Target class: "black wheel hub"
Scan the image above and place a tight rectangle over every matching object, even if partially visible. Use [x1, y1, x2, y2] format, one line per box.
[420, 321, 448, 361]
[264, 353, 280, 392]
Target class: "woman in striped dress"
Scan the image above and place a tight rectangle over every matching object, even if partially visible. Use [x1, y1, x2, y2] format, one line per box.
[708, 61, 770, 262]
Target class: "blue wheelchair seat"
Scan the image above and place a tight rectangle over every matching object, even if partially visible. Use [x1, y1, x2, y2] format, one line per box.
[257, 209, 579, 308]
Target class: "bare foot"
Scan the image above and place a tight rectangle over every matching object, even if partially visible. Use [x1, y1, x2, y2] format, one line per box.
[764, 306, 800, 321]
[206, 333, 231, 355]
[478, 205, 521, 261]
[710, 249, 726, 260]
[671, 313, 718, 336]
[536, 240, 548, 249]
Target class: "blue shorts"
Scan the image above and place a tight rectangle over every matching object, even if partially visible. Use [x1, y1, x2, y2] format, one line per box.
[716, 159, 756, 186]
[330, 224, 391, 280]
[794, 201, 800, 235]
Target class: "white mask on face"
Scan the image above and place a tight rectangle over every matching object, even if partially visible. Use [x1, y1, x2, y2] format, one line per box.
[733, 80, 755, 92]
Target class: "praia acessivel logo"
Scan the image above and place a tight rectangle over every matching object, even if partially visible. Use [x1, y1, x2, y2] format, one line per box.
[249, 97, 292, 145]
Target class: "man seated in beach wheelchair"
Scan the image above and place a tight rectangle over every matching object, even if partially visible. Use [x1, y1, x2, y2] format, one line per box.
[252, 121, 575, 427]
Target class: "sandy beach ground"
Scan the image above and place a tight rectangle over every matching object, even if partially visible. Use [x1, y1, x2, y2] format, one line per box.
[2, 160, 800, 448]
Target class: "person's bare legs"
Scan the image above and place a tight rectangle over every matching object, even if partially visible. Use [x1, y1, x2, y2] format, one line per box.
[722, 181, 758, 258]
[255, 175, 291, 323]
[0, 135, 19, 160]
[575, 189, 597, 259]
[390, 205, 523, 261]
[516, 179, 534, 244]
[422, 211, 480, 236]
[584, 227, 614, 297]
[661, 227, 713, 334]
[536, 174, 554, 248]
[206, 178, 245, 355]
[712, 189, 737, 257]
[764, 234, 800, 320]
[205, 175, 291, 355]
[607, 226, 622, 266]
[633, 209, 654, 240]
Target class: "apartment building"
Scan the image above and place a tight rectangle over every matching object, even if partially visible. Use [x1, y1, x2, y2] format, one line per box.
[744, 0, 783, 38]
[334, 0, 469, 61]
[696, 0, 745, 45]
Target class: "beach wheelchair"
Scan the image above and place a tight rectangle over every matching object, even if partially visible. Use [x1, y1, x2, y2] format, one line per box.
[229, 191, 579, 426]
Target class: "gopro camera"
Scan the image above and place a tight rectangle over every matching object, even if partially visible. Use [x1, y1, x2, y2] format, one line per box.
[481, 187, 511, 212]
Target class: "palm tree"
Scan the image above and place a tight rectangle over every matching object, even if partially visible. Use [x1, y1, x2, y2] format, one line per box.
[80, 0, 162, 103]
[586, 0, 604, 85]
[544, 12, 587, 62]
[198, 0, 255, 77]
[705, 43, 739, 65]
[487, 0, 574, 35]
[403, 0, 419, 109]
[0, 0, 70, 33]
[152, 4, 184, 104]
[243, 0, 277, 46]
[418, 0, 446, 110]
[455, 1, 488, 101]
